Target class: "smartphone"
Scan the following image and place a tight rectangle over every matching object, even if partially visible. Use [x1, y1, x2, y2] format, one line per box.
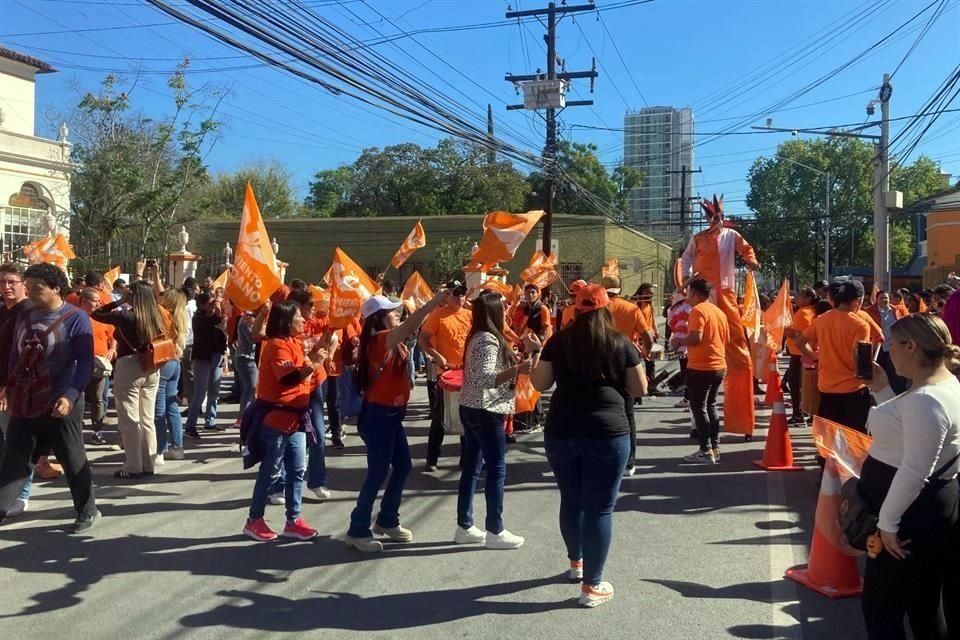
[855, 341, 873, 380]
[145, 258, 157, 268]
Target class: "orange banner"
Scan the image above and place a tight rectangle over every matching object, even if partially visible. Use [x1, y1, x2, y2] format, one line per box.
[519, 250, 558, 288]
[328, 247, 379, 328]
[400, 271, 433, 312]
[812, 416, 873, 555]
[466, 210, 544, 271]
[103, 265, 121, 289]
[212, 268, 230, 290]
[225, 182, 283, 312]
[469, 277, 514, 301]
[23, 234, 75, 269]
[601, 257, 620, 278]
[391, 220, 427, 269]
[515, 373, 541, 414]
[308, 284, 331, 312]
[742, 270, 762, 339]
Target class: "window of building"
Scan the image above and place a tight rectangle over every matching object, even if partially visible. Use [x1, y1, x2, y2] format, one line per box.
[0, 206, 43, 259]
[8, 184, 50, 212]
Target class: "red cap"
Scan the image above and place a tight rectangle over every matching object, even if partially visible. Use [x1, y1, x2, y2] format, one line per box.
[575, 284, 610, 312]
[568, 279, 588, 295]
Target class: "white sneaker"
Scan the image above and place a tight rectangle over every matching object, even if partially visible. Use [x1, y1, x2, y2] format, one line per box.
[267, 493, 285, 505]
[485, 529, 524, 550]
[311, 486, 332, 501]
[682, 449, 715, 464]
[346, 535, 383, 553]
[623, 465, 636, 477]
[7, 498, 28, 517]
[154, 454, 165, 466]
[579, 581, 614, 607]
[674, 398, 690, 408]
[453, 525, 486, 544]
[372, 523, 413, 542]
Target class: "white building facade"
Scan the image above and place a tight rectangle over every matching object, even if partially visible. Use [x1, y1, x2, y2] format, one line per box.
[623, 106, 694, 232]
[0, 47, 72, 263]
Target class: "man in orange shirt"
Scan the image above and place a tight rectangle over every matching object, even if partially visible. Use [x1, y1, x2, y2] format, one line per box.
[511, 284, 554, 343]
[78, 288, 115, 445]
[782, 287, 817, 425]
[796, 279, 872, 432]
[419, 280, 471, 471]
[603, 275, 653, 476]
[671, 278, 729, 464]
[634, 282, 659, 391]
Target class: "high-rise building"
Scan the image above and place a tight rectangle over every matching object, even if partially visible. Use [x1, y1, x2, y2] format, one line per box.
[623, 107, 694, 231]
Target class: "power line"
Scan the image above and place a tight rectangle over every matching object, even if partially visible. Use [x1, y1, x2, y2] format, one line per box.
[890, 0, 949, 79]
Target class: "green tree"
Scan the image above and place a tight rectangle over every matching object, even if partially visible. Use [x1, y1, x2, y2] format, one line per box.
[429, 237, 474, 284]
[526, 141, 642, 218]
[745, 140, 945, 282]
[197, 160, 297, 219]
[69, 63, 222, 268]
[304, 166, 355, 217]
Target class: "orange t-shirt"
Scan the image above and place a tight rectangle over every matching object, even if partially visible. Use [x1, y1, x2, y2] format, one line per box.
[638, 303, 657, 338]
[787, 305, 815, 356]
[302, 316, 330, 387]
[856, 309, 885, 346]
[364, 331, 411, 408]
[686, 301, 729, 371]
[330, 317, 362, 377]
[607, 297, 650, 344]
[422, 306, 471, 367]
[803, 310, 870, 394]
[257, 337, 312, 433]
[90, 317, 115, 358]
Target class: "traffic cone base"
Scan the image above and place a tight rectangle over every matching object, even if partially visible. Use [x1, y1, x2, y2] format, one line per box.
[785, 526, 863, 598]
[752, 459, 804, 472]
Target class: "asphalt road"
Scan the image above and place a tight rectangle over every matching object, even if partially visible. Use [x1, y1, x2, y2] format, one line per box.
[0, 369, 867, 640]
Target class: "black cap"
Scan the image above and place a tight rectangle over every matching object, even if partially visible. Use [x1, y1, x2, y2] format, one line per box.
[445, 280, 467, 295]
[832, 278, 864, 303]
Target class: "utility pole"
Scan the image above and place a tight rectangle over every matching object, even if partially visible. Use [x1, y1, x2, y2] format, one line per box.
[486, 104, 496, 165]
[505, 1, 597, 257]
[824, 170, 831, 281]
[874, 74, 893, 291]
[667, 165, 701, 240]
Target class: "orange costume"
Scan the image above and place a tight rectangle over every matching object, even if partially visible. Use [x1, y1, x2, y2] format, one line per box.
[680, 195, 759, 437]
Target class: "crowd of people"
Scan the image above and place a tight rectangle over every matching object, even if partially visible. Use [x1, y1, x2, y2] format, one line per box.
[0, 258, 959, 623]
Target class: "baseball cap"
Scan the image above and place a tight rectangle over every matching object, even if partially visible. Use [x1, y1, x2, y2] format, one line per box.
[575, 284, 610, 312]
[361, 295, 402, 320]
[831, 278, 865, 304]
[445, 280, 467, 296]
[568, 279, 588, 296]
[601, 275, 622, 295]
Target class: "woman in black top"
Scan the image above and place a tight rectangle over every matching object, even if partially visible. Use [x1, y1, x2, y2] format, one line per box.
[527, 283, 647, 608]
[93, 281, 168, 478]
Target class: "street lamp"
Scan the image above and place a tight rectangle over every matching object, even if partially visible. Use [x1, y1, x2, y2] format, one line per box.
[776, 155, 831, 282]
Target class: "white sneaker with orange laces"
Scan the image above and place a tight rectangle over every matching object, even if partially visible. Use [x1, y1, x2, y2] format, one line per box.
[579, 581, 614, 608]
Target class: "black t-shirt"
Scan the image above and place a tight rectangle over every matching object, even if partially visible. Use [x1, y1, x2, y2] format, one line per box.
[540, 331, 641, 438]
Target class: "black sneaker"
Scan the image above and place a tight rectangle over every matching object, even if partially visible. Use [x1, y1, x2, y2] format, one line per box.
[91, 431, 107, 445]
[331, 436, 345, 450]
[69, 509, 101, 534]
[184, 428, 201, 440]
[505, 434, 517, 444]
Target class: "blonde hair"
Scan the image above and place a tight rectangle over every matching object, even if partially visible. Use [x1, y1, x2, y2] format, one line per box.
[891, 313, 960, 373]
[160, 288, 189, 351]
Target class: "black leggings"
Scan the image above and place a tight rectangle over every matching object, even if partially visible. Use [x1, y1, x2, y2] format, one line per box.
[784, 355, 803, 418]
[860, 456, 959, 640]
[818, 388, 872, 433]
[687, 368, 725, 451]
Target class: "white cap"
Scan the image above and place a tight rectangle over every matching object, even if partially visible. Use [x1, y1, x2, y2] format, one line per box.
[360, 295, 402, 320]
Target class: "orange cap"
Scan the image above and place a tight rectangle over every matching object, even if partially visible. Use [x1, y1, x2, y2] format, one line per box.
[575, 284, 610, 312]
[568, 279, 588, 295]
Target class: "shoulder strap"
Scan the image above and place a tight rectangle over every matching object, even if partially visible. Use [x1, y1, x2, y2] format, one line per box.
[931, 451, 960, 480]
[34, 307, 78, 339]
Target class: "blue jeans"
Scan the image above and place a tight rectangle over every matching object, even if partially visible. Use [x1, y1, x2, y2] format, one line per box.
[0, 415, 31, 502]
[248, 427, 306, 523]
[234, 355, 258, 417]
[457, 406, 506, 534]
[348, 402, 411, 538]
[101, 376, 111, 417]
[545, 434, 630, 586]
[186, 354, 223, 430]
[306, 381, 327, 489]
[155, 359, 183, 452]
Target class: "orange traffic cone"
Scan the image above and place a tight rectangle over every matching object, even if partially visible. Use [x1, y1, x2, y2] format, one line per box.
[785, 526, 863, 598]
[752, 372, 803, 471]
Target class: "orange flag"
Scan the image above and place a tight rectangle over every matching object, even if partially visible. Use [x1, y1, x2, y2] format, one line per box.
[225, 182, 283, 312]
[673, 257, 684, 288]
[601, 257, 620, 278]
[470, 278, 514, 301]
[308, 284, 331, 311]
[400, 271, 433, 312]
[520, 250, 558, 288]
[741, 270, 762, 339]
[23, 234, 75, 268]
[103, 265, 121, 288]
[328, 247, 379, 329]
[391, 220, 427, 269]
[466, 210, 544, 271]
[812, 416, 873, 553]
[212, 268, 230, 290]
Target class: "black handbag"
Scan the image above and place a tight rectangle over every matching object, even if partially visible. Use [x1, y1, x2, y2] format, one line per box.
[839, 452, 960, 551]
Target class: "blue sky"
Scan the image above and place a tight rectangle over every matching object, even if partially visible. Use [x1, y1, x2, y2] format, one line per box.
[4, 0, 959, 216]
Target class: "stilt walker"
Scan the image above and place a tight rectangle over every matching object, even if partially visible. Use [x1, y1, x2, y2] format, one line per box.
[680, 195, 760, 440]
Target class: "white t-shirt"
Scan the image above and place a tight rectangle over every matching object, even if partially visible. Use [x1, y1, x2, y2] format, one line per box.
[185, 298, 197, 347]
[868, 376, 960, 532]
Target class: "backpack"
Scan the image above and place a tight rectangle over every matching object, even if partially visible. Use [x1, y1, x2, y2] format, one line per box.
[9, 308, 78, 418]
